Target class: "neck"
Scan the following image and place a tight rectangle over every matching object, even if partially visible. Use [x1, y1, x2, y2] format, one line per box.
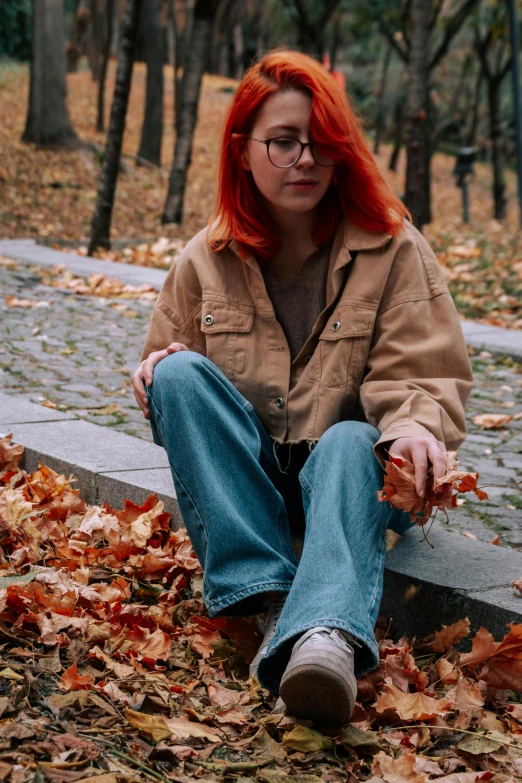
[266, 203, 317, 250]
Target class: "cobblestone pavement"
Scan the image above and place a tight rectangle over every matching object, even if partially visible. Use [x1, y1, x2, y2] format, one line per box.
[1, 261, 522, 548]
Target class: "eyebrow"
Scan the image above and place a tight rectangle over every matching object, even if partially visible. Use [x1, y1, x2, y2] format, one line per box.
[265, 124, 303, 134]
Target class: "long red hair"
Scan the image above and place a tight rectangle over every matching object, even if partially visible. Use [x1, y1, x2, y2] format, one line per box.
[208, 48, 410, 258]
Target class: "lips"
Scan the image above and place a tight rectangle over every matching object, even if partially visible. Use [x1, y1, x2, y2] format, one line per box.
[289, 180, 318, 185]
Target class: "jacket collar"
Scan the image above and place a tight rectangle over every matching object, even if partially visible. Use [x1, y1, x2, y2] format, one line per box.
[228, 214, 393, 263]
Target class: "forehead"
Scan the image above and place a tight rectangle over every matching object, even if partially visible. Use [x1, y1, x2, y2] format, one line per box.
[253, 89, 312, 132]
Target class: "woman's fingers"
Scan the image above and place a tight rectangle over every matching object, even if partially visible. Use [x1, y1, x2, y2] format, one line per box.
[166, 342, 189, 354]
[131, 365, 150, 418]
[411, 443, 428, 498]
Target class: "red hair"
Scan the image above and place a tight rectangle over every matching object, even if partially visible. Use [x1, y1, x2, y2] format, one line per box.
[208, 48, 410, 258]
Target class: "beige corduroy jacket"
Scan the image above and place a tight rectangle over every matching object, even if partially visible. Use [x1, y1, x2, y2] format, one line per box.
[141, 216, 473, 465]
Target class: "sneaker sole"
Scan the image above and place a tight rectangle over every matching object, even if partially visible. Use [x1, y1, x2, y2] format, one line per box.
[279, 649, 356, 725]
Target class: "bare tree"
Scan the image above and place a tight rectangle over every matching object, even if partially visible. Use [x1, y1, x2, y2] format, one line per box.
[281, 0, 340, 59]
[162, 0, 220, 224]
[96, 0, 115, 132]
[89, 0, 143, 254]
[474, 6, 512, 220]
[137, 0, 164, 165]
[374, 42, 393, 154]
[378, 0, 481, 228]
[404, 0, 430, 229]
[23, 0, 80, 148]
[67, 0, 90, 72]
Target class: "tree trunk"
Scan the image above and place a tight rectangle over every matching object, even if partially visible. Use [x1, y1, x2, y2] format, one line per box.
[162, 0, 217, 224]
[67, 0, 90, 71]
[389, 89, 404, 171]
[466, 63, 483, 147]
[90, 0, 105, 80]
[374, 43, 392, 155]
[232, 1, 244, 81]
[404, 0, 431, 229]
[88, 0, 143, 254]
[488, 78, 507, 220]
[96, 0, 115, 132]
[137, 0, 164, 166]
[23, 0, 80, 148]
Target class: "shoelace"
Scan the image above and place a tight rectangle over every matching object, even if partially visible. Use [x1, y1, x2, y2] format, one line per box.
[293, 625, 362, 655]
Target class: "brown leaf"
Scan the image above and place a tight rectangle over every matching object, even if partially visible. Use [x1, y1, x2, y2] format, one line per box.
[60, 662, 95, 692]
[472, 413, 513, 430]
[374, 683, 452, 720]
[431, 618, 471, 651]
[371, 751, 428, 782]
[446, 677, 485, 729]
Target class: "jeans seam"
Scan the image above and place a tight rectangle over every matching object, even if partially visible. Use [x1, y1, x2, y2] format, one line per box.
[277, 496, 298, 566]
[147, 391, 210, 555]
[367, 517, 387, 621]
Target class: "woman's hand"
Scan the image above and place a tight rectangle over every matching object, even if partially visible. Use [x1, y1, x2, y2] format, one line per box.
[131, 342, 189, 419]
[388, 437, 448, 499]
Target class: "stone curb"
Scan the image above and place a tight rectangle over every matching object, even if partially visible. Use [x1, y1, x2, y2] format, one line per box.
[1, 390, 522, 642]
[1, 239, 522, 361]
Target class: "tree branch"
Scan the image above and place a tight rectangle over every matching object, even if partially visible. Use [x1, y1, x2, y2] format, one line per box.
[378, 19, 409, 63]
[430, 0, 480, 71]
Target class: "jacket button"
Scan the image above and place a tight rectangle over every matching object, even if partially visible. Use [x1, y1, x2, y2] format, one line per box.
[304, 354, 312, 363]
[332, 321, 341, 331]
[204, 314, 214, 325]
[275, 397, 284, 408]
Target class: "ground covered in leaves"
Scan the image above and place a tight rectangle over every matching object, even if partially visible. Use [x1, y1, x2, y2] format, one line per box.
[1, 59, 522, 328]
[2, 436, 522, 782]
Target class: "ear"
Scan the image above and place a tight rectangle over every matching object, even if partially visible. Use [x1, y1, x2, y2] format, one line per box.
[240, 142, 251, 172]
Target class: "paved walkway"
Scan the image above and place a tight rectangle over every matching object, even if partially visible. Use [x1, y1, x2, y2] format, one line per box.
[1, 242, 522, 550]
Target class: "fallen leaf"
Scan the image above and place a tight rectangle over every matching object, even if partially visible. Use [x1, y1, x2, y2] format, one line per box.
[432, 618, 471, 651]
[282, 725, 334, 752]
[472, 413, 513, 429]
[371, 750, 428, 782]
[60, 662, 95, 691]
[374, 683, 452, 720]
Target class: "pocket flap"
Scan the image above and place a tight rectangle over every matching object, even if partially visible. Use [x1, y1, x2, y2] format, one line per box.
[319, 305, 376, 340]
[200, 301, 254, 333]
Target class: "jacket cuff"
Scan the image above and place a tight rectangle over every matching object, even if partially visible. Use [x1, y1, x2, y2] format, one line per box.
[373, 420, 437, 469]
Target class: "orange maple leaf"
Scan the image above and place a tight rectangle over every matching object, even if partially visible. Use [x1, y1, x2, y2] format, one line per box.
[60, 661, 95, 691]
[378, 451, 488, 524]
[431, 618, 471, 652]
[374, 683, 452, 720]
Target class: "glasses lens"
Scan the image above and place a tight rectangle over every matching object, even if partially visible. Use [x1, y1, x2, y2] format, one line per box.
[312, 142, 335, 167]
[268, 137, 302, 167]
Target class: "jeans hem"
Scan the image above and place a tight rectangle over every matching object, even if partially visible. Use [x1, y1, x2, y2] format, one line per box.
[206, 582, 293, 617]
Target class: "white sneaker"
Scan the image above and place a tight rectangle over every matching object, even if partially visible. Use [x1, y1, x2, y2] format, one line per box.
[279, 626, 359, 726]
[249, 593, 287, 678]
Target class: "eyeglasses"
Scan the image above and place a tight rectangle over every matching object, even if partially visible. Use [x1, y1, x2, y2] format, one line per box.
[247, 136, 336, 168]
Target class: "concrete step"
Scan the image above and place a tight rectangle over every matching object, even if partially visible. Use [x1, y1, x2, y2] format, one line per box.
[1, 390, 521, 642]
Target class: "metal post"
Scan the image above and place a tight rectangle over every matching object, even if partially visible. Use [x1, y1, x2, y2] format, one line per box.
[462, 178, 470, 223]
[508, 0, 522, 227]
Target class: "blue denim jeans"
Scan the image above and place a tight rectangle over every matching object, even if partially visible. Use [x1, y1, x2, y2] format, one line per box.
[146, 351, 413, 694]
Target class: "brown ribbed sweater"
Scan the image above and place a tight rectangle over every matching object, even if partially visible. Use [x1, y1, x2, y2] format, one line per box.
[261, 242, 332, 361]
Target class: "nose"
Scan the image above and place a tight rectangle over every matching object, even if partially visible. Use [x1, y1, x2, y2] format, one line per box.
[295, 143, 315, 168]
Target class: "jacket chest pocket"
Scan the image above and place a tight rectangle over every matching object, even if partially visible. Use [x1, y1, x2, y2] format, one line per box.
[200, 300, 254, 378]
[318, 305, 376, 388]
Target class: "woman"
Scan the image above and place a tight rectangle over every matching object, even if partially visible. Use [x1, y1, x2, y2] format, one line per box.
[132, 49, 473, 727]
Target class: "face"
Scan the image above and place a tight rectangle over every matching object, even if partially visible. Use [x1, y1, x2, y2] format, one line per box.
[241, 89, 335, 220]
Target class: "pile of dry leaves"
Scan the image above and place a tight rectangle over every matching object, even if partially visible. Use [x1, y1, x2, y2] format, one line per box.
[2, 434, 522, 783]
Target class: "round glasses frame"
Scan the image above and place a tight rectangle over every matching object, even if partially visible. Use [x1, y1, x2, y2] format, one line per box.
[247, 135, 336, 168]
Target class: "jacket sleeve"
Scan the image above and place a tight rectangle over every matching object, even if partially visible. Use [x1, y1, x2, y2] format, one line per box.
[140, 249, 206, 362]
[358, 223, 474, 467]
